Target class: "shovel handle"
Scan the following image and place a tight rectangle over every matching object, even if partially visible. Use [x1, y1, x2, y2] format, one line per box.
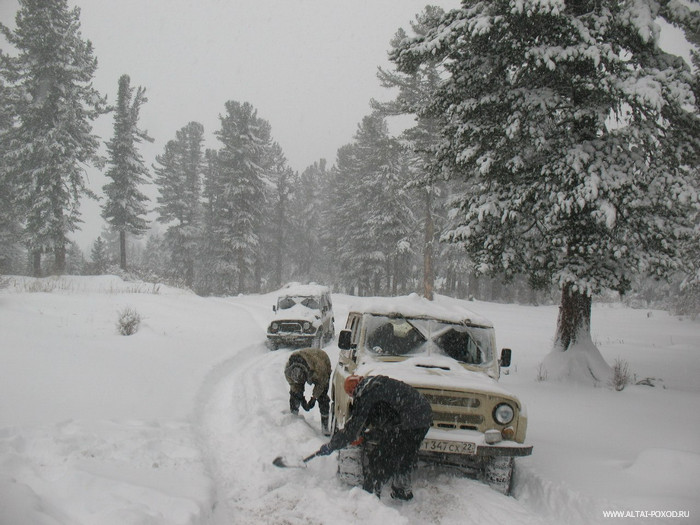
[303, 452, 319, 463]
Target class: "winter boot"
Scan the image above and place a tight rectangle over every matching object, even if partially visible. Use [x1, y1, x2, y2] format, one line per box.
[321, 414, 330, 436]
[390, 472, 413, 501]
[390, 487, 413, 501]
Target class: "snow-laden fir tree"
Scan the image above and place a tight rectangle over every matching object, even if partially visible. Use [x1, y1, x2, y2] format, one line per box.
[262, 142, 295, 289]
[328, 114, 416, 295]
[102, 74, 153, 272]
[212, 101, 272, 294]
[0, 77, 22, 273]
[154, 121, 204, 288]
[0, 0, 106, 276]
[90, 236, 108, 275]
[394, 0, 700, 384]
[291, 159, 329, 282]
[198, 149, 227, 295]
[65, 241, 85, 275]
[373, 5, 447, 300]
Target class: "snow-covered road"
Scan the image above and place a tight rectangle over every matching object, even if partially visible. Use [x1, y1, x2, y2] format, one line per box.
[2, 276, 698, 524]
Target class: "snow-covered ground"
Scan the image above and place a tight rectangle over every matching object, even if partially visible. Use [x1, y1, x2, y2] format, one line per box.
[1, 275, 698, 524]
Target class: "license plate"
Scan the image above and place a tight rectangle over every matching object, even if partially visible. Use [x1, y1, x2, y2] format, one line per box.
[420, 439, 476, 455]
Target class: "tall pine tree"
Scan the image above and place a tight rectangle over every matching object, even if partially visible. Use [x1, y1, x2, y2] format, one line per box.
[154, 121, 204, 288]
[329, 114, 416, 295]
[0, 0, 106, 275]
[213, 101, 272, 293]
[374, 6, 447, 300]
[0, 76, 22, 273]
[102, 74, 153, 271]
[394, 0, 700, 383]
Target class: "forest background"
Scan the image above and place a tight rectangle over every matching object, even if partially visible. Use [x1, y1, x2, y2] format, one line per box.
[1, 0, 698, 318]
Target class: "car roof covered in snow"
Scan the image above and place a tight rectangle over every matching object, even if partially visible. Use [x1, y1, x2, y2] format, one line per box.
[346, 293, 493, 327]
[277, 282, 331, 297]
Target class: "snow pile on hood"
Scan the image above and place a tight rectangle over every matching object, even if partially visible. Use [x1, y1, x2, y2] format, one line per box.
[347, 293, 493, 327]
[356, 354, 514, 398]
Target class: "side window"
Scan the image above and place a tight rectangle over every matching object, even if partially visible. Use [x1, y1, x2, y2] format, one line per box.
[350, 316, 361, 346]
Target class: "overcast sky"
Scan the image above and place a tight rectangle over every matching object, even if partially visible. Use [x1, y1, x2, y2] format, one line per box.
[0, 0, 693, 252]
[2, 0, 461, 249]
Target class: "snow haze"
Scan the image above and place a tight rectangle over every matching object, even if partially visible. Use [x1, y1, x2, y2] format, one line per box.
[1, 276, 699, 524]
[0, 0, 458, 251]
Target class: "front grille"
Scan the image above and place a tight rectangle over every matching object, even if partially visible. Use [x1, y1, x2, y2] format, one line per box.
[432, 411, 483, 427]
[421, 392, 480, 408]
[279, 322, 303, 333]
[433, 411, 484, 430]
[418, 388, 486, 431]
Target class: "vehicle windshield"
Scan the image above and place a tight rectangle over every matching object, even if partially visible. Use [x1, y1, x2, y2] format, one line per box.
[363, 314, 495, 366]
[278, 296, 321, 310]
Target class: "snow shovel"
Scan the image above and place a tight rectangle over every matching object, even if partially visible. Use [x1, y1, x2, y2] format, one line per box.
[272, 450, 320, 469]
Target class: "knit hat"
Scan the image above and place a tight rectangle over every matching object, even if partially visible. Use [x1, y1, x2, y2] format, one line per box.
[286, 361, 309, 384]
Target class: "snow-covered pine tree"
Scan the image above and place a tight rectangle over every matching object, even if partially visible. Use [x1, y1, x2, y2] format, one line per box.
[262, 142, 295, 289]
[102, 74, 153, 272]
[0, 0, 106, 275]
[374, 6, 447, 300]
[154, 121, 204, 288]
[65, 241, 85, 275]
[198, 148, 229, 295]
[90, 236, 108, 275]
[0, 76, 22, 273]
[328, 114, 416, 295]
[394, 0, 700, 384]
[291, 159, 330, 283]
[213, 101, 272, 294]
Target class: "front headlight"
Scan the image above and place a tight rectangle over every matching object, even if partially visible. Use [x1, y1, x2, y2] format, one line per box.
[493, 403, 514, 425]
[269, 323, 279, 333]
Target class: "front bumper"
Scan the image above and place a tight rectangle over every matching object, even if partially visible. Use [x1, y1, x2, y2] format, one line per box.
[420, 427, 533, 459]
[267, 333, 317, 346]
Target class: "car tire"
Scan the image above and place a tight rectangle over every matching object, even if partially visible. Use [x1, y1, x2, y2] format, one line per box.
[483, 456, 514, 495]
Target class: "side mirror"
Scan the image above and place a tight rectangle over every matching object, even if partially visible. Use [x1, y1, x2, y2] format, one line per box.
[338, 329, 353, 350]
[500, 348, 512, 368]
[272, 305, 277, 313]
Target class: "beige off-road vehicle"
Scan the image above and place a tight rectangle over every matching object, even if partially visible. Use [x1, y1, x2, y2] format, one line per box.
[330, 294, 532, 494]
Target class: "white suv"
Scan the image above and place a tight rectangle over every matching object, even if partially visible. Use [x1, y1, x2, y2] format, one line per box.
[266, 283, 335, 349]
[330, 294, 532, 494]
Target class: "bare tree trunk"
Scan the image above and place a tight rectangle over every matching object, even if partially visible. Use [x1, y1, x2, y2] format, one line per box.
[423, 190, 435, 301]
[32, 251, 42, 277]
[119, 231, 127, 271]
[237, 251, 245, 293]
[53, 243, 66, 275]
[554, 282, 592, 351]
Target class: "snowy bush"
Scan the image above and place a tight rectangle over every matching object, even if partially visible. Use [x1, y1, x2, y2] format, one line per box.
[117, 307, 141, 336]
[609, 358, 631, 391]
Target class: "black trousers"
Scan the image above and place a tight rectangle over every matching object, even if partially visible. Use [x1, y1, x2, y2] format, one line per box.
[289, 391, 330, 417]
[363, 426, 429, 494]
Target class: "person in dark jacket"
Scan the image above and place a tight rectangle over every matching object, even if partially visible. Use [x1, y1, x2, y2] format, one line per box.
[284, 347, 332, 435]
[318, 374, 432, 500]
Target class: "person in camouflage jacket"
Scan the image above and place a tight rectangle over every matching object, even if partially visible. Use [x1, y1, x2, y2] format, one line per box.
[284, 347, 332, 435]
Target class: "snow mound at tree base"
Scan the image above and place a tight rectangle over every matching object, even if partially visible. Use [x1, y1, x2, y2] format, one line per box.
[542, 341, 613, 386]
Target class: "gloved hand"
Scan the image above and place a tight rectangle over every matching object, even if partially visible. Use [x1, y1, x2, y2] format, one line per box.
[306, 397, 316, 410]
[317, 443, 333, 456]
